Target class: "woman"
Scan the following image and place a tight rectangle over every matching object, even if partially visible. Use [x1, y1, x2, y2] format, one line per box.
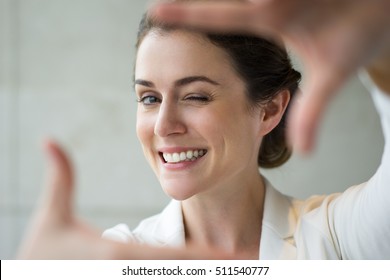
[17, 0, 390, 259]
[102, 3, 390, 259]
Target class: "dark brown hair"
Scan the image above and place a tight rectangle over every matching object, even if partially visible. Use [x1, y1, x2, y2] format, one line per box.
[135, 3, 301, 168]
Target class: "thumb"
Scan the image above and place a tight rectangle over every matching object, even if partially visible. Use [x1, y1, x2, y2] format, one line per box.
[288, 69, 347, 154]
[41, 138, 74, 222]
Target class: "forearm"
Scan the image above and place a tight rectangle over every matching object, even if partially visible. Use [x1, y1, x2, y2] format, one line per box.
[335, 69, 390, 259]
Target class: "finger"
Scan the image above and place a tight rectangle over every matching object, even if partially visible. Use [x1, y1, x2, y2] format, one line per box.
[288, 70, 347, 154]
[110, 241, 232, 260]
[150, 1, 275, 35]
[42, 138, 74, 221]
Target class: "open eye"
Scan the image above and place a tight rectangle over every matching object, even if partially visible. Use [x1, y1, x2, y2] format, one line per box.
[138, 95, 161, 105]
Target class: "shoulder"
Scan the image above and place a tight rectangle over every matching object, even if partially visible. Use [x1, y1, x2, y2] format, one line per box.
[262, 179, 342, 241]
[262, 178, 358, 259]
[294, 184, 367, 259]
[102, 200, 185, 247]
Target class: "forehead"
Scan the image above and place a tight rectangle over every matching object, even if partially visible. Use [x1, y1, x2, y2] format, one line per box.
[135, 30, 238, 83]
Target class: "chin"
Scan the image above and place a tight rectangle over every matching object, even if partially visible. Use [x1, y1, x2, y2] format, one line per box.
[161, 183, 198, 201]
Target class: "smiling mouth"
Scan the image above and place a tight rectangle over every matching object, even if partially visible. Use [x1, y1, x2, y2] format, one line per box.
[160, 149, 207, 163]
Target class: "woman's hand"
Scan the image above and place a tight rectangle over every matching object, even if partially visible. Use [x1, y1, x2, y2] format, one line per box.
[150, 0, 390, 153]
[17, 139, 225, 259]
[367, 45, 390, 95]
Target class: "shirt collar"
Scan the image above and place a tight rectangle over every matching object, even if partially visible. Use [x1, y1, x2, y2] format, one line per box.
[152, 178, 298, 259]
[153, 199, 186, 247]
[259, 178, 298, 259]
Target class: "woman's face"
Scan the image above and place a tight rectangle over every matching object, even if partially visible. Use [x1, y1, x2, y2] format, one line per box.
[135, 30, 264, 200]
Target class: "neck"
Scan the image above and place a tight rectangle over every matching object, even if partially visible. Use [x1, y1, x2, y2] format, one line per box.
[182, 171, 265, 259]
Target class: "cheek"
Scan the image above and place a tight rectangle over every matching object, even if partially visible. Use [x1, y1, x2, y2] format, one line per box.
[212, 102, 258, 133]
[211, 105, 261, 152]
[136, 112, 155, 149]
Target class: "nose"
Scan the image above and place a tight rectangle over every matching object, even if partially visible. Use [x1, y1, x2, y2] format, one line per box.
[154, 101, 186, 137]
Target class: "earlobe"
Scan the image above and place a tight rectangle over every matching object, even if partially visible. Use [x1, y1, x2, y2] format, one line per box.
[259, 89, 290, 136]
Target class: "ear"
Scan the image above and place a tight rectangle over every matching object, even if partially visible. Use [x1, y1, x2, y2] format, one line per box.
[259, 89, 290, 136]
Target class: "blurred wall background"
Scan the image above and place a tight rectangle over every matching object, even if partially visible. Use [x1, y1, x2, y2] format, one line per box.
[0, 0, 384, 259]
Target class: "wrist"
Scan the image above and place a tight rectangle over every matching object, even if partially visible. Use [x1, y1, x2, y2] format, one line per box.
[366, 42, 390, 95]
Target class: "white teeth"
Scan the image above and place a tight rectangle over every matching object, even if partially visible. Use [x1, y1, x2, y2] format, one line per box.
[162, 149, 207, 163]
[172, 153, 180, 163]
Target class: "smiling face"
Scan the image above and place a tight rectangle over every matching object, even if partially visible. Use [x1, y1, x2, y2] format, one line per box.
[135, 30, 265, 200]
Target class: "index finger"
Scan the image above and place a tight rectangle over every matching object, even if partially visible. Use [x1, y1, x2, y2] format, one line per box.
[150, 1, 275, 35]
[42, 139, 74, 220]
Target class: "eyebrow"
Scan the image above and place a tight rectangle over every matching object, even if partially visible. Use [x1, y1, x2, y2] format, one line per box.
[134, 76, 220, 88]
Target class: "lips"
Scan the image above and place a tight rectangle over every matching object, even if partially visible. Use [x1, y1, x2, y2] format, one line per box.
[160, 149, 207, 163]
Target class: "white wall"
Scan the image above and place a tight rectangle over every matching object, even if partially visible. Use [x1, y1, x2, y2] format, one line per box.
[0, 0, 384, 259]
